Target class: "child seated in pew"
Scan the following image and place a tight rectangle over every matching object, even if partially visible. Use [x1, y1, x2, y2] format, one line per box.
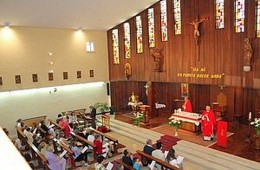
[133, 157, 142, 170]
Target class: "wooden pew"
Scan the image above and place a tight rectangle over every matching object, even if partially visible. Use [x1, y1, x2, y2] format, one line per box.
[114, 159, 134, 170]
[136, 150, 180, 170]
[28, 142, 50, 170]
[52, 138, 75, 169]
[70, 132, 98, 161]
[16, 127, 27, 147]
[48, 119, 63, 130]
[92, 128, 119, 154]
[23, 115, 47, 127]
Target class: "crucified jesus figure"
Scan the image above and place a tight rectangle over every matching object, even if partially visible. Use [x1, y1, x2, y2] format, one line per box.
[189, 16, 208, 45]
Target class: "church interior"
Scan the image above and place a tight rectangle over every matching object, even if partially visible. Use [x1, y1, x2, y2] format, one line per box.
[0, 0, 259, 169]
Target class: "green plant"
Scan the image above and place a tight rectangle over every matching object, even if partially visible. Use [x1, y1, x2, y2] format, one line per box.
[94, 102, 110, 114]
[132, 112, 144, 126]
[250, 118, 260, 136]
[169, 119, 182, 129]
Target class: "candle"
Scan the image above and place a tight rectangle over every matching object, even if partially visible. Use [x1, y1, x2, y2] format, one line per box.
[248, 112, 252, 121]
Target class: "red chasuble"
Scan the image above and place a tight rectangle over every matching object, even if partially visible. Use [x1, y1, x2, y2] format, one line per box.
[183, 100, 193, 112]
[201, 109, 216, 138]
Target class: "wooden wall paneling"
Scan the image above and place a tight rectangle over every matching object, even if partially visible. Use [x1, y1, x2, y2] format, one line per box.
[108, 0, 260, 89]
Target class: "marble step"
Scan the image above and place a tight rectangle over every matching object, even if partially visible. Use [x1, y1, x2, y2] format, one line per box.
[175, 140, 260, 170]
[109, 118, 162, 139]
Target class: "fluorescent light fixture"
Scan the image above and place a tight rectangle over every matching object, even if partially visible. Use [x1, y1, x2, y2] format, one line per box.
[0, 82, 106, 97]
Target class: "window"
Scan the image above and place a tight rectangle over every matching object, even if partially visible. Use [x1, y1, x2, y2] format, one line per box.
[257, 0, 260, 37]
[136, 16, 143, 53]
[235, 0, 245, 33]
[86, 42, 95, 52]
[148, 8, 155, 47]
[216, 0, 225, 29]
[161, 0, 168, 41]
[124, 22, 131, 58]
[112, 29, 119, 64]
[173, 0, 181, 35]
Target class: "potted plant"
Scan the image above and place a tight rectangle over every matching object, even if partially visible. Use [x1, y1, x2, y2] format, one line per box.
[132, 111, 144, 126]
[250, 118, 260, 136]
[250, 118, 260, 149]
[169, 119, 182, 136]
[94, 102, 110, 114]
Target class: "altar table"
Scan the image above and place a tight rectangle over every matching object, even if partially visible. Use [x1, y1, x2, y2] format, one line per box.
[169, 111, 202, 133]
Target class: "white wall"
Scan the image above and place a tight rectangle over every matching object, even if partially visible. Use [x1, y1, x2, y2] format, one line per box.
[0, 82, 109, 136]
[0, 27, 109, 91]
[0, 26, 110, 136]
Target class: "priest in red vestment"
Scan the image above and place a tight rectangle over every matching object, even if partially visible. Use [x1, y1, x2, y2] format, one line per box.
[182, 97, 193, 112]
[201, 106, 216, 141]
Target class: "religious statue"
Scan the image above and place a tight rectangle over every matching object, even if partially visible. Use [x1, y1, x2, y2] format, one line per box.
[151, 48, 164, 72]
[129, 92, 138, 103]
[128, 92, 142, 111]
[189, 16, 208, 45]
[124, 63, 132, 80]
[243, 38, 253, 72]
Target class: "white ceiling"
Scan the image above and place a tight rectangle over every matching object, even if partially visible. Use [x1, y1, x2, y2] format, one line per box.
[0, 0, 159, 31]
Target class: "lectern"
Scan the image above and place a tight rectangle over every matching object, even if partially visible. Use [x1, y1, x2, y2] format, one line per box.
[140, 105, 151, 124]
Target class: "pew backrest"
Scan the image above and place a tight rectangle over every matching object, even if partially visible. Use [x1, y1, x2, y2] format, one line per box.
[136, 150, 180, 170]
[28, 143, 50, 170]
[48, 119, 63, 130]
[23, 115, 47, 127]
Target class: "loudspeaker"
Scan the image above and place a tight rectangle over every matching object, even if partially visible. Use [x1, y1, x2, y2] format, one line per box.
[106, 83, 110, 95]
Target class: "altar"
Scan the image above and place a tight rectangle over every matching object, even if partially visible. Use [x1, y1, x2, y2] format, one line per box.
[169, 111, 201, 133]
[128, 102, 143, 111]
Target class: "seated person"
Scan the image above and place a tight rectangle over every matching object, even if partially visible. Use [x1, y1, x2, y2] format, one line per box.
[23, 127, 34, 144]
[68, 112, 78, 128]
[44, 144, 66, 170]
[166, 148, 183, 169]
[32, 135, 42, 148]
[39, 120, 49, 136]
[57, 115, 71, 138]
[133, 157, 142, 170]
[93, 135, 109, 157]
[122, 149, 133, 170]
[58, 131, 69, 146]
[70, 140, 89, 166]
[151, 142, 165, 170]
[94, 155, 106, 170]
[16, 119, 23, 128]
[140, 158, 151, 170]
[38, 141, 48, 155]
[87, 130, 95, 150]
[143, 139, 155, 163]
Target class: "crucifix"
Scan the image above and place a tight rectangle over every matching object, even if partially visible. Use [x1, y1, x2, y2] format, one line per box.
[189, 16, 208, 45]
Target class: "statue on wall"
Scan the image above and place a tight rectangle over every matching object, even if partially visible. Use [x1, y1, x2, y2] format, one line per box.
[189, 15, 208, 45]
[124, 63, 132, 80]
[151, 48, 164, 72]
[243, 38, 253, 72]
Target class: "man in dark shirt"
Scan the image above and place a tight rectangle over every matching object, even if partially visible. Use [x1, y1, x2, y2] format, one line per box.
[143, 139, 155, 163]
[89, 105, 97, 129]
[122, 149, 133, 170]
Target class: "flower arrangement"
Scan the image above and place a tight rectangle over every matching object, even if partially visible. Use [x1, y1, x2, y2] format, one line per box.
[250, 118, 260, 136]
[169, 119, 182, 129]
[132, 112, 144, 126]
